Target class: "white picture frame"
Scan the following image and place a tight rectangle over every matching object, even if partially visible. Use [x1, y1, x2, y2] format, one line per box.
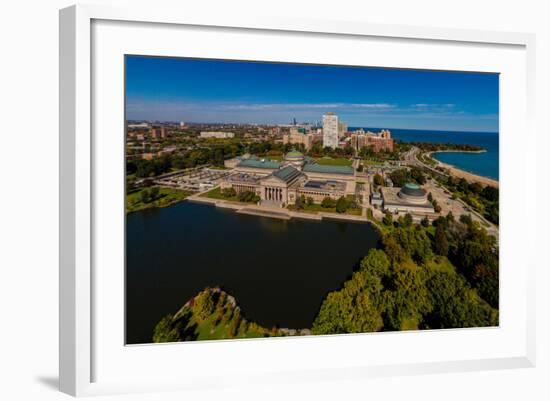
[59, 4, 536, 397]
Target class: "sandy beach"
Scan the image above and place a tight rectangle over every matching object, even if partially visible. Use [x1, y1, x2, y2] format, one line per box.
[427, 151, 499, 188]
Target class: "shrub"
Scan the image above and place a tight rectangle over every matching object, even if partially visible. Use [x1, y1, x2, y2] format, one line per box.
[321, 197, 336, 208]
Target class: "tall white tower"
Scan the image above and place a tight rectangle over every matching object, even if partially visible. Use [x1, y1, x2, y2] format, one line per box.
[323, 113, 339, 149]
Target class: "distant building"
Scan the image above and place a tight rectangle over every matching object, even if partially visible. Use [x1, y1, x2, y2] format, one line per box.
[282, 127, 321, 150]
[127, 122, 150, 129]
[179, 121, 186, 127]
[200, 131, 235, 139]
[338, 121, 348, 138]
[323, 113, 339, 149]
[351, 129, 394, 153]
[150, 126, 167, 139]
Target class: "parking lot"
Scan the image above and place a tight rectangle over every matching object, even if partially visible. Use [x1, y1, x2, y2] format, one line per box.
[154, 167, 230, 191]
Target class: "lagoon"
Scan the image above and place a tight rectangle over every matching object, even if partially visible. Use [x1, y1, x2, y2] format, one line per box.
[126, 201, 380, 344]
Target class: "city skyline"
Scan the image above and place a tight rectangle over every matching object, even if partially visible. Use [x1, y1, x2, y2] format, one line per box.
[126, 56, 499, 133]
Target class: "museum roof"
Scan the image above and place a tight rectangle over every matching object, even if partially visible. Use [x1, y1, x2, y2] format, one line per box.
[400, 182, 426, 197]
[272, 166, 302, 183]
[381, 187, 434, 209]
[237, 158, 281, 169]
[302, 163, 354, 175]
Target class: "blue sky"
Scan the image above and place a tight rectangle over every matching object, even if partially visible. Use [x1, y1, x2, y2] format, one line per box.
[126, 56, 499, 132]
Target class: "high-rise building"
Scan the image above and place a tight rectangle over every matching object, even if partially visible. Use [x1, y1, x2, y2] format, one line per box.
[323, 113, 339, 149]
[338, 121, 348, 138]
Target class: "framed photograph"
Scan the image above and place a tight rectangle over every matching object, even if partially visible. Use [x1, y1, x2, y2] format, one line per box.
[59, 4, 536, 396]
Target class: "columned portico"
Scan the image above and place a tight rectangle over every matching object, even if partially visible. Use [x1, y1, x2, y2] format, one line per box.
[264, 186, 284, 202]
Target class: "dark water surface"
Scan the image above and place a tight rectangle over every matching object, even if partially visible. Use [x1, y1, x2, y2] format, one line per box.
[126, 201, 380, 344]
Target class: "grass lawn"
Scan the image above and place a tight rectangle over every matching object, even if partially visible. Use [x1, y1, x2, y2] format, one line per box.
[200, 187, 258, 204]
[314, 157, 353, 166]
[200, 186, 240, 202]
[288, 203, 362, 216]
[426, 256, 456, 273]
[126, 187, 192, 213]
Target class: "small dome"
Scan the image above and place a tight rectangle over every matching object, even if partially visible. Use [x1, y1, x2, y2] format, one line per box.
[285, 151, 304, 159]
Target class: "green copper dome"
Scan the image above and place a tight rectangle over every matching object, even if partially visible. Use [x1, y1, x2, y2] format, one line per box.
[286, 150, 304, 158]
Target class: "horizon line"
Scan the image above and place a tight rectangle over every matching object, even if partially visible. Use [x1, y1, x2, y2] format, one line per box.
[126, 119, 498, 134]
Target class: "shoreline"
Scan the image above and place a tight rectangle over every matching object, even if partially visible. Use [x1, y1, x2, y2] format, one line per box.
[187, 192, 383, 230]
[427, 151, 499, 188]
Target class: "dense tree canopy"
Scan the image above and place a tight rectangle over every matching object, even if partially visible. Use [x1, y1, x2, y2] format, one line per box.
[313, 215, 499, 334]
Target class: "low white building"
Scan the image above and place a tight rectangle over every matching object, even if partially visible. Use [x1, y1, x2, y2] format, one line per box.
[200, 131, 235, 139]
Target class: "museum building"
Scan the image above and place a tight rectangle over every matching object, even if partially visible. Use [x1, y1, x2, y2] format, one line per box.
[220, 151, 356, 207]
[380, 183, 435, 216]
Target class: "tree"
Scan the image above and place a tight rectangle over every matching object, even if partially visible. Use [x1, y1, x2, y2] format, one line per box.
[434, 224, 449, 256]
[194, 290, 215, 321]
[373, 173, 384, 187]
[481, 186, 499, 202]
[469, 182, 483, 194]
[228, 310, 242, 337]
[295, 195, 304, 210]
[335, 196, 348, 213]
[459, 214, 473, 226]
[140, 188, 151, 203]
[383, 235, 407, 265]
[152, 315, 182, 343]
[410, 167, 426, 185]
[403, 213, 413, 227]
[383, 211, 393, 226]
[389, 169, 411, 187]
[306, 196, 314, 206]
[360, 249, 390, 278]
[425, 271, 497, 329]
[485, 204, 499, 225]
[446, 211, 455, 222]
[149, 186, 160, 200]
[421, 217, 430, 227]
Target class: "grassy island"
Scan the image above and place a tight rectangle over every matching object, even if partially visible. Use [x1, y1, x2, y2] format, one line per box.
[153, 287, 308, 342]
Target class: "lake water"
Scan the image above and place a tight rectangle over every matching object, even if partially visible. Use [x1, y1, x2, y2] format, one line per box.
[126, 201, 380, 344]
[354, 127, 499, 180]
